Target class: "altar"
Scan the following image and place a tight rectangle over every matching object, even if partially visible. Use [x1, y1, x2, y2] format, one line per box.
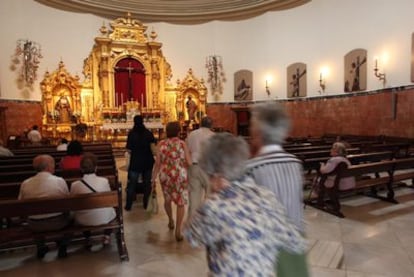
[39, 13, 207, 144]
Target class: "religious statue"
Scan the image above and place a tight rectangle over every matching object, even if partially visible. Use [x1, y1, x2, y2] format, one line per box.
[55, 94, 72, 123]
[290, 68, 306, 97]
[186, 95, 197, 121]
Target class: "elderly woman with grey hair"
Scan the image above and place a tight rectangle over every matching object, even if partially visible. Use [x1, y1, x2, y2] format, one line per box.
[319, 142, 356, 190]
[184, 132, 305, 276]
[245, 102, 304, 231]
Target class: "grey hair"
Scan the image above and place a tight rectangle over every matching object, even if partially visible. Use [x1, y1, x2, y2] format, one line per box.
[80, 153, 98, 174]
[250, 102, 290, 145]
[33, 155, 54, 172]
[332, 142, 347, 156]
[199, 133, 249, 181]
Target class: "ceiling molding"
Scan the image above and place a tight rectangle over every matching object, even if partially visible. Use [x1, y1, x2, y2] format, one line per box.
[34, 0, 311, 24]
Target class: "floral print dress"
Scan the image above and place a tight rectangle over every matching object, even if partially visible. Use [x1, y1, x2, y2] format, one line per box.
[158, 137, 188, 206]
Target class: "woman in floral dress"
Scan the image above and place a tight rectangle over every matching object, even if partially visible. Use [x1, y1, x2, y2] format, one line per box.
[152, 121, 191, 241]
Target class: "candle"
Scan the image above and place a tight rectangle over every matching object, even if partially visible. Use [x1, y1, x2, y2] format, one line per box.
[375, 59, 378, 69]
[320, 72, 322, 81]
[141, 94, 144, 107]
[115, 92, 118, 107]
[121, 93, 123, 105]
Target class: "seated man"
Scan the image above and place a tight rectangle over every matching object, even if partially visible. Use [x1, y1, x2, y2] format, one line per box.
[18, 154, 70, 259]
[70, 153, 116, 247]
[56, 138, 68, 151]
[27, 125, 42, 145]
[0, 139, 13, 157]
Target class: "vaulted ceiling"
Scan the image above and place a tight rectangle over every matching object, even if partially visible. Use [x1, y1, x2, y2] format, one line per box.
[35, 0, 311, 24]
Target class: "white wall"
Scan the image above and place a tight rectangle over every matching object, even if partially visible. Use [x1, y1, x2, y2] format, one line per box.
[1, 0, 414, 102]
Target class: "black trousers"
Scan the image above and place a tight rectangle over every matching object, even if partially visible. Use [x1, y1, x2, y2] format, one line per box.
[125, 168, 152, 210]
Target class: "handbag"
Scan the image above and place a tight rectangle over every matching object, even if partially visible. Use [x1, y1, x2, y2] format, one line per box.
[276, 250, 309, 277]
[146, 190, 158, 214]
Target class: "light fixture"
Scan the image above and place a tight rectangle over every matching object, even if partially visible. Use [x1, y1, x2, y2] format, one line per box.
[12, 39, 43, 86]
[265, 76, 272, 97]
[319, 72, 326, 93]
[374, 58, 386, 87]
[205, 55, 225, 97]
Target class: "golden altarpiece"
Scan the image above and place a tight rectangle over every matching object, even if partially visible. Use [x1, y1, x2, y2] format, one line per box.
[40, 13, 206, 142]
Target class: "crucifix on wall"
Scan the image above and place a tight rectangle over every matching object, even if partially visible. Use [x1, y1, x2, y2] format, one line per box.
[114, 58, 146, 107]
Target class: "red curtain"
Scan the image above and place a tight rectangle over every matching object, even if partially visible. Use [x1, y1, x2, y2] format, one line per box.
[114, 58, 146, 107]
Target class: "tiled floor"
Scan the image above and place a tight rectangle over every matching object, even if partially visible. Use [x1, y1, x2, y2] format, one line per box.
[1, 159, 414, 276]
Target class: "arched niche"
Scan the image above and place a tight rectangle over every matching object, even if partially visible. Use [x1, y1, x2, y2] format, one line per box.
[176, 68, 207, 122]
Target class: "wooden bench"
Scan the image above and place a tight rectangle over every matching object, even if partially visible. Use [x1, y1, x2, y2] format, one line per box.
[0, 190, 129, 261]
[305, 158, 414, 218]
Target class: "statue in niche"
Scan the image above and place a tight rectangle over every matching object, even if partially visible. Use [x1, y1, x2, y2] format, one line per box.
[55, 94, 72, 123]
[186, 95, 197, 121]
[290, 68, 306, 97]
[349, 56, 366, 92]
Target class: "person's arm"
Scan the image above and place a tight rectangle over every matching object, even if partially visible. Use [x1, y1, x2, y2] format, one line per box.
[183, 143, 192, 167]
[319, 158, 337, 174]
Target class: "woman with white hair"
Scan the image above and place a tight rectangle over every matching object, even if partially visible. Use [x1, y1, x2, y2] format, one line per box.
[184, 133, 305, 276]
[319, 142, 356, 190]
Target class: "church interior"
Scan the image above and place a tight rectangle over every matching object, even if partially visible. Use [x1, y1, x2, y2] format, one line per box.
[1, 0, 414, 276]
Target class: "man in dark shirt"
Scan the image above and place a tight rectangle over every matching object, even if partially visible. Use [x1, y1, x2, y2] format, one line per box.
[125, 115, 156, 210]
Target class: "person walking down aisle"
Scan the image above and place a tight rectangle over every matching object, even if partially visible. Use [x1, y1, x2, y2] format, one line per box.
[186, 116, 214, 217]
[245, 102, 308, 276]
[152, 121, 191, 241]
[184, 133, 305, 276]
[125, 115, 157, 211]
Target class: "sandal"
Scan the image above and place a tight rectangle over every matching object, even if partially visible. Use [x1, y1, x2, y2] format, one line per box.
[168, 221, 175, 230]
[175, 234, 183, 242]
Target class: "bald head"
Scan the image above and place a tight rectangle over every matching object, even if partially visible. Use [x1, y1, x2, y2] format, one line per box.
[33, 155, 55, 173]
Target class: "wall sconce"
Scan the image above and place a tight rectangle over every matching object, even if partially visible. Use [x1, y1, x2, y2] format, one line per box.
[11, 39, 43, 86]
[374, 59, 386, 87]
[205, 55, 226, 97]
[319, 72, 326, 93]
[265, 79, 271, 96]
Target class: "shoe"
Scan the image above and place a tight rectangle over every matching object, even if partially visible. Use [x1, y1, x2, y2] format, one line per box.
[124, 206, 131, 211]
[57, 245, 68, 258]
[168, 221, 175, 230]
[175, 233, 183, 242]
[36, 245, 49, 259]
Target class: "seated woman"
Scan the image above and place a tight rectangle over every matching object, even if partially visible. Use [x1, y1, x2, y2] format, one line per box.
[59, 140, 83, 170]
[319, 142, 356, 190]
[70, 153, 116, 245]
[184, 133, 305, 276]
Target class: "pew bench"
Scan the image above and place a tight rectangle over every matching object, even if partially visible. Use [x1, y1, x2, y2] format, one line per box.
[0, 190, 129, 261]
[305, 158, 414, 218]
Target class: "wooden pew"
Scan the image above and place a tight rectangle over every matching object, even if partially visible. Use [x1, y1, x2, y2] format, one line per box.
[0, 190, 129, 261]
[305, 158, 414, 218]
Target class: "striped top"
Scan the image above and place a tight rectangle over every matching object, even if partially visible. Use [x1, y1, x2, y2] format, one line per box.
[245, 144, 305, 231]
